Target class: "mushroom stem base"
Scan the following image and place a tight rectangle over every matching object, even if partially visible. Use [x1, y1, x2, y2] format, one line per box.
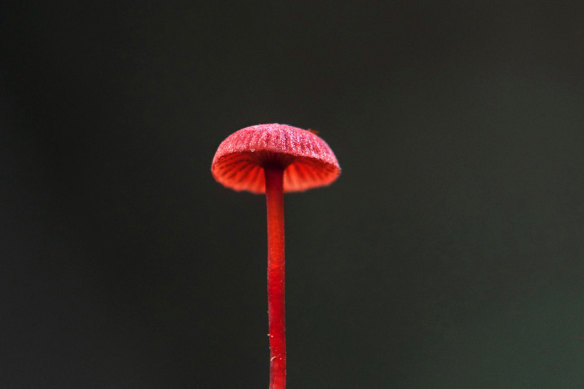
[265, 167, 286, 389]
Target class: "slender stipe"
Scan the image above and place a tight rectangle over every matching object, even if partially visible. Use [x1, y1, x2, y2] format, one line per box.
[265, 167, 286, 389]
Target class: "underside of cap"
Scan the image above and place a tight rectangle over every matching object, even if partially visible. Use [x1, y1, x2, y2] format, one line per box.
[211, 124, 341, 193]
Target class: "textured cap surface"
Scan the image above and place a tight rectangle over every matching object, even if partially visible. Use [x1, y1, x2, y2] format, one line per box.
[211, 123, 341, 193]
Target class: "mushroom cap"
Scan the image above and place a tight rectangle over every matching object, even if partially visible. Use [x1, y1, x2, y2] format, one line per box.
[211, 123, 341, 193]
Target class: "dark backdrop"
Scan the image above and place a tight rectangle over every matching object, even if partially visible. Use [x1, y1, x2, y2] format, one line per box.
[2, 1, 584, 388]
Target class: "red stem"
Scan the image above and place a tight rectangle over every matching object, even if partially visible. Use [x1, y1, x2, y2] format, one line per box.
[265, 167, 286, 389]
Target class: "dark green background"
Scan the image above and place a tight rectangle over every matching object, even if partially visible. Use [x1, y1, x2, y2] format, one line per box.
[2, 1, 584, 387]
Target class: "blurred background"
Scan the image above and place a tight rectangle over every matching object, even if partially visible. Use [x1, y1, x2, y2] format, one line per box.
[2, 0, 584, 388]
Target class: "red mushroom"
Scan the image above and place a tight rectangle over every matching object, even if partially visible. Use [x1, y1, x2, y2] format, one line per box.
[211, 123, 340, 389]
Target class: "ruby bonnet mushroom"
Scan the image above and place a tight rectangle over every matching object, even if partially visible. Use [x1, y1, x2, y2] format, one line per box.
[211, 123, 340, 389]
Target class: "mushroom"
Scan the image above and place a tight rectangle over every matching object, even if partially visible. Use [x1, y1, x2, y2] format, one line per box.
[211, 123, 340, 389]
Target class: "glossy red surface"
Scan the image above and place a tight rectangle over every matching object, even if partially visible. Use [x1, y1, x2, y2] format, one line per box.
[265, 167, 286, 389]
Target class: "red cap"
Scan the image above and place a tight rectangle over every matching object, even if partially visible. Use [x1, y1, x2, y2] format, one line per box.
[211, 123, 341, 193]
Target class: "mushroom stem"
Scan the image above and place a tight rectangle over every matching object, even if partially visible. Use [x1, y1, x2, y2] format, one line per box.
[265, 166, 286, 389]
